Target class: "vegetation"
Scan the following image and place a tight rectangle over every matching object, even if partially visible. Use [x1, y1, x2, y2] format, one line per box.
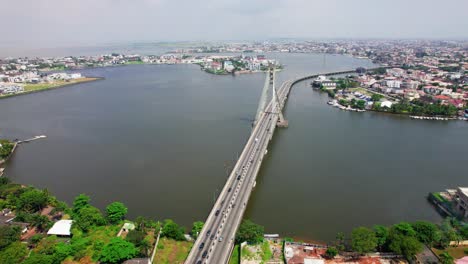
[229, 244, 240, 264]
[99, 237, 138, 263]
[325, 247, 338, 258]
[190, 221, 204, 240]
[0, 139, 14, 159]
[236, 219, 264, 244]
[152, 237, 192, 264]
[373, 99, 458, 116]
[351, 227, 378, 254]
[345, 219, 468, 261]
[106, 202, 128, 224]
[161, 219, 186, 241]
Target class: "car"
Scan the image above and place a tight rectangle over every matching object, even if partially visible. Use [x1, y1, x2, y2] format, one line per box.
[210, 234, 215, 240]
[232, 203, 236, 208]
[237, 175, 241, 180]
[202, 251, 208, 258]
[228, 187, 232, 192]
[197, 261, 202, 264]
[255, 138, 258, 142]
[221, 200, 225, 205]
[215, 210, 220, 216]
[207, 230, 211, 236]
[199, 242, 205, 250]
[218, 236, 223, 242]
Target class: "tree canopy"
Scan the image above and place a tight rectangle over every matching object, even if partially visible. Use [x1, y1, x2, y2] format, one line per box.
[351, 227, 377, 254]
[236, 219, 264, 244]
[191, 221, 204, 240]
[106, 202, 128, 224]
[99, 237, 137, 264]
[161, 219, 185, 241]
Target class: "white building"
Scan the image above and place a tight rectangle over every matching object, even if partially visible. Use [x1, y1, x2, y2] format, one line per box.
[47, 220, 73, 237]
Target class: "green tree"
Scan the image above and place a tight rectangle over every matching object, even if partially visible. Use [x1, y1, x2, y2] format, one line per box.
[388, 230, 422, 260]
[0, 242, 28, 264]
[191, 221, 204, 239]
[325, 247, 338, 258]
[460, 225, 468, 239]
[22, 253, 56, 264]
[99, 237, 138, 264]
[106, 202, 128, 224]
[371, 94, 384, 102]
[53, 242, 75, 263]
[0, 225, 21, 250]
[126, 229, 146, 247]
[0, 139, 14, 159]
[161, 219, 185, 241]
[17, 188, 49, 212]
[411, 221, 441, 246]
[72, 194, 90, 216]
[373, 225, 389, 251]
[335, 232, 346, 251]
[30, 214, 52, 232]
[351, 227, 377, 254]
[74, 206, 106, 232]
[439, 251, 454, 264]
[236, 219, 264, 244]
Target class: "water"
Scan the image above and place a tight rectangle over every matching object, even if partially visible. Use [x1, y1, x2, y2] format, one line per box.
[1, 53, 467, 242]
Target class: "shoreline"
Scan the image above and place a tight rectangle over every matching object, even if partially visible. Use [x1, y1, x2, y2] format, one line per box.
[0, 77, 104, 100]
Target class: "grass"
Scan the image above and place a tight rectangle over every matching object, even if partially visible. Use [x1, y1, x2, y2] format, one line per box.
[261, 240, 273, 262]
[152, 238, 192, 264]
[229, 244, 240, 264]
[125, 61, 145, 65]
[23, 78, 99, 92]
[241, 245, 255, 260]
[433, 246, 468, 260]
[432, 192, 448, 203]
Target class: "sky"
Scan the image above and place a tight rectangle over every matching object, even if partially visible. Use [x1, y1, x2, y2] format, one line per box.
[1, 0, 468, 50]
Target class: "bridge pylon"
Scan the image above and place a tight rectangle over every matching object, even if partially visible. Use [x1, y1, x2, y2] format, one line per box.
[254, 65, 288, 128]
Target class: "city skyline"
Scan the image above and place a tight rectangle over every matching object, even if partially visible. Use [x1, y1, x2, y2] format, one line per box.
[2, 0, 468, 51]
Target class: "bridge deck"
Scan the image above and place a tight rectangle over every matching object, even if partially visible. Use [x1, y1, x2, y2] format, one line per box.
[185, 68, 384, 264]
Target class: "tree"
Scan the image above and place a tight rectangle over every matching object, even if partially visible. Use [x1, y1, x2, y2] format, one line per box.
[325, 247, 338, 259]
[99, 237, 138, 264]
[439, 251, 454, 264]
[191, 221, 204, 240]
[351, 227, 377, 254]
[126, 229, 146, 247]
[388, 232, 422, 260]
[335, 232, 346, 251]
[161, 219, 185, 241]
[72, 194, 90, 216]
[74, 206, 106, 232]
[22, 253, 56, 264]
[0, 225, 21, 250]
[106, 202, 128, 224]
[17, 188, 49, 212]
[30, 214, 52, 232]
[373, 225, 389, 251]
[371, 94, 384, 102]
[0, 242, 28, 264]
[411, 221, 441, 246]
[236, 219, 264, 244]
[460, 225, 468, 239]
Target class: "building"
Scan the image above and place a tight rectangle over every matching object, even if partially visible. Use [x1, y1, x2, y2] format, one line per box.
[455, 187, 468, 219]
[311, 76, 336, 90]
[47, 220, 73, 237]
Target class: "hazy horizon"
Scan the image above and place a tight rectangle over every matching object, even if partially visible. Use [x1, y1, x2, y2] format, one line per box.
[1, 0, 467, 53]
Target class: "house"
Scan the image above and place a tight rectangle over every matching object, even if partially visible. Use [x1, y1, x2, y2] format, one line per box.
[381, 101, 393, 108]
[47, 220, 73, 237]
[311, 76, 336, 90]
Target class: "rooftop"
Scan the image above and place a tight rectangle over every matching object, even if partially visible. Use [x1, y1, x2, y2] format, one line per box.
[47, 220, 73, 236]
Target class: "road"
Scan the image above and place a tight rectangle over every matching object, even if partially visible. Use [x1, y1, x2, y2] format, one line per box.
[185, 80, 293, 264]
[185, 68, 379, 264]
